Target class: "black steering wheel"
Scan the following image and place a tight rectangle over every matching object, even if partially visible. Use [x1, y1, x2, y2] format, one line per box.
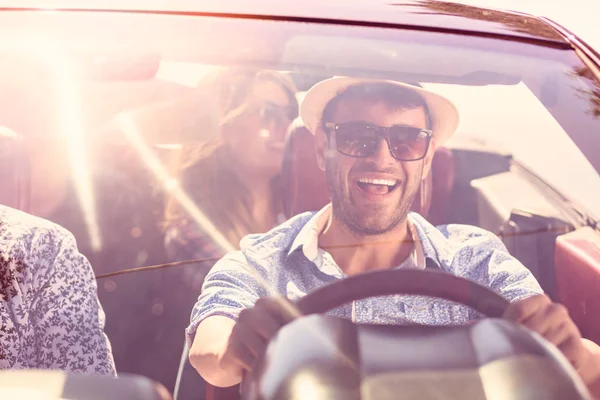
[220, 270, 513, 400]
[241, 270, 591, 400]
[295, 269, 510, 318]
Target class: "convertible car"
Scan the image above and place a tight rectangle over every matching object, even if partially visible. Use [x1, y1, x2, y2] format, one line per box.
[0, 0, 599, 399]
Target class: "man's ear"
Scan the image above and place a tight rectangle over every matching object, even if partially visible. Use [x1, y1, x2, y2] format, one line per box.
[314, 126, 328, 172]
[421, 138, 437, 181]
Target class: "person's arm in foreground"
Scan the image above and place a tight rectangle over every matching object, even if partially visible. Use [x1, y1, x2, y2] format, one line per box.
[31, 231, 116, 376]
[190, 297, 294, 387]
[187, 252, 295, 387]
[505, 295, 600, 398]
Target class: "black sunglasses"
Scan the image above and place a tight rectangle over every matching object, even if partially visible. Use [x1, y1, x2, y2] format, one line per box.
[324, 122, 432, 161]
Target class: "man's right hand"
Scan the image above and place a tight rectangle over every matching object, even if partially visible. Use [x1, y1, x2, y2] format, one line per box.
[220, 296, 297, 372]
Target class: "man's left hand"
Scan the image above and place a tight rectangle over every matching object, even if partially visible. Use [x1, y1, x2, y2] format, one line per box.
[503, 294, 589, 372]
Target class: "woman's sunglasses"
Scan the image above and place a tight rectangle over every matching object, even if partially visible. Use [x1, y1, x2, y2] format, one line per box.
[222, 102, 297, 129]
[253, 102, 297, 128]
[323, 121, 432, 161]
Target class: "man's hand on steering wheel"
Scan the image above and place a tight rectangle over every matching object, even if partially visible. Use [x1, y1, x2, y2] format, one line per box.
[504, 295, 590, 375]
[220, 275, 598, 387]
[221, 296, 297, 372]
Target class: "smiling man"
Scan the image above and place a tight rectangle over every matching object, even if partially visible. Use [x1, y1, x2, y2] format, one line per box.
[187, 77, 600, 395]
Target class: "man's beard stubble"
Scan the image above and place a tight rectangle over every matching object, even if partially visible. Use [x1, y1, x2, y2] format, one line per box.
[325, 158, 421, 237]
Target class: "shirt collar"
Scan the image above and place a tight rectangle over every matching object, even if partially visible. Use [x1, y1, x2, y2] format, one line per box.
[288, 203, 426, 270]
[288, 204, 332, 260]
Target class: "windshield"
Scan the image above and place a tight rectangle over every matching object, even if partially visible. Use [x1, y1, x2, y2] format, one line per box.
[1, 6, 600, 397]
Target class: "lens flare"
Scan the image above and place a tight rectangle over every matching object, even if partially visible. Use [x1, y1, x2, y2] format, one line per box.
[114, 113, 235, 254]
[5, 37, 102, 252]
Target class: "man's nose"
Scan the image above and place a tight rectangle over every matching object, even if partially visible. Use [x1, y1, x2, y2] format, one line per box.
[368, 138, 395, 166]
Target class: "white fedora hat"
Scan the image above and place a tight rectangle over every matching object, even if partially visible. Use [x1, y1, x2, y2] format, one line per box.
[300, 77, 459, 145]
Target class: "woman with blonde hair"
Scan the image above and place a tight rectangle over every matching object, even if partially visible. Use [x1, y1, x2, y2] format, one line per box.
[162, 68, 297, 398]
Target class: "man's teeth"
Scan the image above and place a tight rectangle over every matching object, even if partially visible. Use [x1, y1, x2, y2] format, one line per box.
[357, 178, 398, 187]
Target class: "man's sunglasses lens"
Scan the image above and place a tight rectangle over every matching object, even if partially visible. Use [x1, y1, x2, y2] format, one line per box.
[387, 126, 430, 160]
[335, 124, 379, 158]
[334, 123, 430, 160]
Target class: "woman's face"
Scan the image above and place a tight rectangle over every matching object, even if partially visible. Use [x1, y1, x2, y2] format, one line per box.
[225, 79, 295, 177]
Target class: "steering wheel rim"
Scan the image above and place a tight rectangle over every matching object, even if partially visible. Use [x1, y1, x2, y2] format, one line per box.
[295, 269, 510, 318]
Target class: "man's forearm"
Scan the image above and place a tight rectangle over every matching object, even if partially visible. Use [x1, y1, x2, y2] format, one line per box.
[189, 316, 243, 388]
[189, 348, 243, 387]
